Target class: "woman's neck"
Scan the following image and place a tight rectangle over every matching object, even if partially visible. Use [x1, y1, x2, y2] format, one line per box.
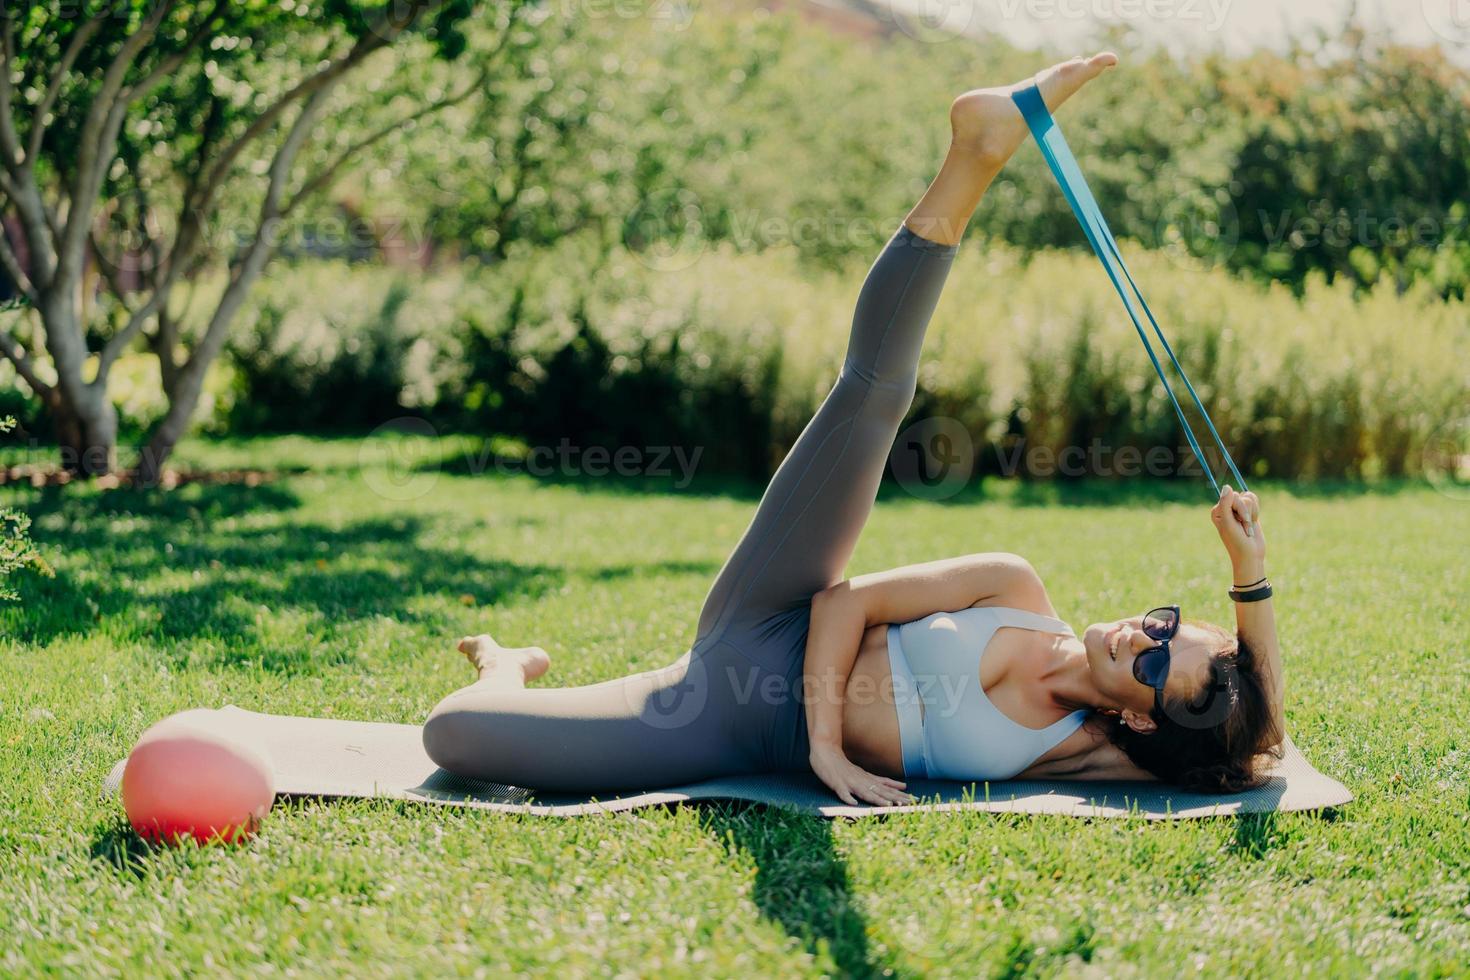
[1039, 634, 1112, 714]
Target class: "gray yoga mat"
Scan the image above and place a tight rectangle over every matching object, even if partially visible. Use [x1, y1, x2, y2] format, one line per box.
[104, 706, 1352, 820]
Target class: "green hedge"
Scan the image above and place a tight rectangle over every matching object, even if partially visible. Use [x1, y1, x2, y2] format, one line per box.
[209, 237, 1467, 482]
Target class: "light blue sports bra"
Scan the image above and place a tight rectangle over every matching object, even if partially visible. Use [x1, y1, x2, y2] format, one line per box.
[886, 606, 1091, 782]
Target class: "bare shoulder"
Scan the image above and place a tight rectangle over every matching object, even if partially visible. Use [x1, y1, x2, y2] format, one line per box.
[1019, 723, 1156, 782]
[970, 553, 1061, 618]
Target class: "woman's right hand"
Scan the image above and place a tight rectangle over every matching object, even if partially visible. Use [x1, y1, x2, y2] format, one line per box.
[809, 741, 913, 806]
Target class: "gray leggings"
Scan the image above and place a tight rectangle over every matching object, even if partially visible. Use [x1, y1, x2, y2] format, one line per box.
[422, 226, 957, 791]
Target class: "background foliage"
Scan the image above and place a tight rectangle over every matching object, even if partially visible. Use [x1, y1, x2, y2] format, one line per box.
[3, 6, 1467, 479]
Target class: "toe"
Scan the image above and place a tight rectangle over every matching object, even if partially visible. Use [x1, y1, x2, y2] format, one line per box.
[1038, 50, 1117, 111]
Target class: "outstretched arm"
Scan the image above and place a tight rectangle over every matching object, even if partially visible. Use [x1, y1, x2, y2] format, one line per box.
[803, 553, 1050, 805]
[1212, 486, 1286, 747]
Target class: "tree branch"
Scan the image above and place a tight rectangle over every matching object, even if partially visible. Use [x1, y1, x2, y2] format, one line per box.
[189, 23, 408, 212]
[96, 284, 170, 381]
[57, 0, 178, 285]
[122, 0, 225, 104]
[25, 16, 105, 166]
[0, 11, 27, 180]
[0, 162, 59, 288]
[178, 78, 338, 384]
[0, 216, 35, 302]
[158, 0, 445, 285]
[284, 67, 490, 217]
[0, 321, 51, 399]
[89, 229, 137, 314]
[143, 82, 339, 471]
[158, 41, 384, 285]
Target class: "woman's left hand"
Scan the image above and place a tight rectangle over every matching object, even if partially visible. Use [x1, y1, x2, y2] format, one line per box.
[1212, 485, 1265, 566]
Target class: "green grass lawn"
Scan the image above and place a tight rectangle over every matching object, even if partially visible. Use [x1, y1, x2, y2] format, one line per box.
[3, 436, 1468, 976]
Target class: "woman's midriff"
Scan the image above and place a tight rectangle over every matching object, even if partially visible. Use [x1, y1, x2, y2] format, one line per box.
[841, 623, 907, 777]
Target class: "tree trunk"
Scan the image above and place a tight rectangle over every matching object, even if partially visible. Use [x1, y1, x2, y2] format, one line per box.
[137, 319, 231, 487]
[34, 292, 119, 478]
[137, 398, 187, 488]
[55, 394, 119, 478]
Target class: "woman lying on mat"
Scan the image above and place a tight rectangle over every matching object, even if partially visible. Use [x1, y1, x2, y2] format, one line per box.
[422, 53, 1286, 806]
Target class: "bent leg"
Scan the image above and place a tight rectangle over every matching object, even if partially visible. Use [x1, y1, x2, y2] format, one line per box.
[423, 655, 750, 791]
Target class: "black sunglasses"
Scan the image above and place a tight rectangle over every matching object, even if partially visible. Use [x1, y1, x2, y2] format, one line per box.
[1133, 605, 1181, 715]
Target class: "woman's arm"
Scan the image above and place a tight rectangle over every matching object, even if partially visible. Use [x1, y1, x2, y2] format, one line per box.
[1212, 486, 1286, 748]
[803, 553, 1049, 805]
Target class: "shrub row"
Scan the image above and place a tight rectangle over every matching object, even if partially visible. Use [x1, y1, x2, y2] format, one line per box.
[201, 236, 1466, 483]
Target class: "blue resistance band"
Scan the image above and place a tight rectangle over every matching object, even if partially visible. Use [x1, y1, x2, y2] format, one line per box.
[1011, 82, 1247, 495]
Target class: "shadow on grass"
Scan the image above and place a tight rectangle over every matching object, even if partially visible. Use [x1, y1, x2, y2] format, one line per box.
[6, 479, 721, 672]
[433, 441, 1406, 510]
[1228, 812, 1281, 860]
[1227, 806, 1344, 859]
[5, 483, 564, 666]
[88, 817, 160, 879]
[876, 474, 1438, 510]
[429, 440, 766, 502]
[701, 803, 885, 978]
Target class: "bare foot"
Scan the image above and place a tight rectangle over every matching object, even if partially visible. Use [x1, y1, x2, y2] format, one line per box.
[950, 52, 1118, 168]
[457, 634, 551, 682]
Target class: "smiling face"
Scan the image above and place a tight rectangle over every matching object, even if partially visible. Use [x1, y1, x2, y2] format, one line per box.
[1081, 614, 1228, 727]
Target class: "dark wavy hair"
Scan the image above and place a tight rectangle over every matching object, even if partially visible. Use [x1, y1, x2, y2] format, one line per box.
[1106, 624, 1283, 793]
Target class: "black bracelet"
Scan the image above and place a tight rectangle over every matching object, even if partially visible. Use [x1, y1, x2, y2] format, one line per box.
[1233, 575, 1268, 590]
[1228, 583, 1273, 602]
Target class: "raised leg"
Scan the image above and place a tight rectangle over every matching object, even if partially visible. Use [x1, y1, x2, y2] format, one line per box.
[694, 53, 1119, 645]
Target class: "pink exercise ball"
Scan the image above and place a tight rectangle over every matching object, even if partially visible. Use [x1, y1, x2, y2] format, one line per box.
[122, 712, 275, 844]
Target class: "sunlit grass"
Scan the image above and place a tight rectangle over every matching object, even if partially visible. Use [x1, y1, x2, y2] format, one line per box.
[2, 438, 1467, 975]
